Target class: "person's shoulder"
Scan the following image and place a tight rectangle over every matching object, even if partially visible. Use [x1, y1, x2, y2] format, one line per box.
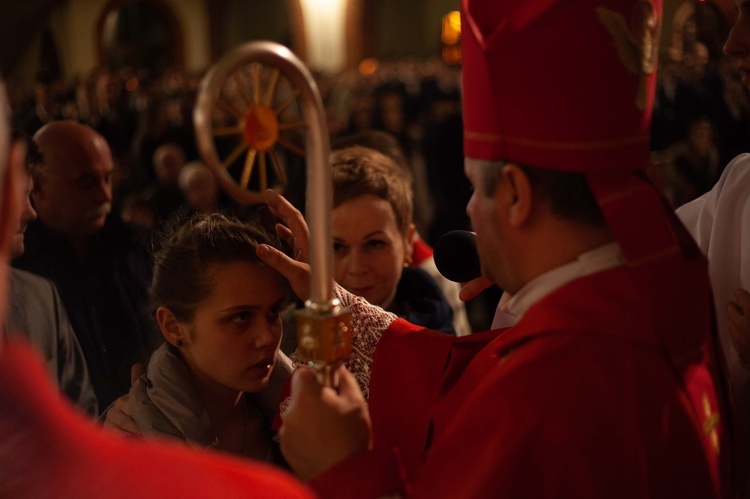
[102, 215, 149, 243]
[395, 267, 451, 311]
[8, 267, 58, 298]
[100, 215, 155, 258]
[128, 348, 189, 440]
[14, 220, 66, 263]
[130, 344, 215, 446]
[399, 266, 444, 294]
[128, 370, 185, 441]
[464, 326, 713, 475]
[6, 269, 63, 345]
[394, 266, 455, 333]
[466, 329, 659, 421]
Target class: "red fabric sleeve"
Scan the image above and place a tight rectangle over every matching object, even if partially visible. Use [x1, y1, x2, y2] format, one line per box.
[368, 318, 454, 478]
[309, 446, 407, 499]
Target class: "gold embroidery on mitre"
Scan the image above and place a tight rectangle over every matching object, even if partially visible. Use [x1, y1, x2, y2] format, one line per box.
[702, 392, 720, 454]
[596, 1, 661, 111]
[464, 130, 647, 151]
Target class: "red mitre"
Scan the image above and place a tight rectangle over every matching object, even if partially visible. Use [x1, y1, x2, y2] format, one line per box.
[461, 0, 659, 173]
[460, 0, 687, 304]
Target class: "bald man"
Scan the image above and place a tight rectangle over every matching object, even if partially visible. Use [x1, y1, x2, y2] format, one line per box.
[14, 120, 152, 411]
[31, 121, 114, 255]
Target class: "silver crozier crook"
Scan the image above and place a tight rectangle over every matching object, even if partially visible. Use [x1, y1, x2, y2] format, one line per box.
[193, 41, 352, 386]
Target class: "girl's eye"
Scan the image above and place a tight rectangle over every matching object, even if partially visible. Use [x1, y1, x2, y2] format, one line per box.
[268, 301, 286, 322]
[231, 312, 250, 324]
[333, 242, 347, 253]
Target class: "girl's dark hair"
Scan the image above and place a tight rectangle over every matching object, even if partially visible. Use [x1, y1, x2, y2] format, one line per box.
[150, 212, 292, 322]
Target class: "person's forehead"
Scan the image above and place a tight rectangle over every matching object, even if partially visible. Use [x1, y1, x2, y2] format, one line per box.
[51, 143, 113, 179]
[465, 157, 491, 169]
[333, 195, 401, 233]
[199, 261, 284, 309]
[335, 193, 396, 216]
[464, 157, 504, 177]
[66, 163, 111, 179]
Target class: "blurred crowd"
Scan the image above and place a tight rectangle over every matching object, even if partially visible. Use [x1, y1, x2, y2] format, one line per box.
[651, 42, 750, 207]
[6, 58, 469, 247]
[6, 43, 750, 232]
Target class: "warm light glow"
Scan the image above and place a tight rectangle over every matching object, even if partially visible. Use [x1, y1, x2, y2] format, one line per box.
[443, 46, 461, 65]
[299, 0, 347, 72]
[358, 58, 379, 76]
[442, 11, 461, 64]
[442, 11, 461, 45]
[125, 77, 138, 92]
[448, 11, 461, 31]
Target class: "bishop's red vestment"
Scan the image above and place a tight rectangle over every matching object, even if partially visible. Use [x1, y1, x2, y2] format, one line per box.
[311, 263, 725, 498]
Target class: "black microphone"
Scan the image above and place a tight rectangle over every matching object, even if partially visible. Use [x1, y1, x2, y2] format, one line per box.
[433, 230, 482, 283]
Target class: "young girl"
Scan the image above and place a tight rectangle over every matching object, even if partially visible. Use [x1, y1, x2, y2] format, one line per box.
[127, 212, 293, 464]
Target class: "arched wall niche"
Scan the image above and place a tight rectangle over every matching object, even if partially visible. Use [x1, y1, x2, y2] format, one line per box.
[96, 0, 184, 74]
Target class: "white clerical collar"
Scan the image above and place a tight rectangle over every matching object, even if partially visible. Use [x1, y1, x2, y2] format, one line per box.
[500, 242, 624, 321]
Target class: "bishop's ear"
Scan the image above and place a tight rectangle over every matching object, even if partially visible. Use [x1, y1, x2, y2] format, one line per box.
[501, 163, 533, 229]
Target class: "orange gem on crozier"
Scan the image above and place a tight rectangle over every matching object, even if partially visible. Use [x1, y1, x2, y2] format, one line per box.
[243, 106, 279, 152]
